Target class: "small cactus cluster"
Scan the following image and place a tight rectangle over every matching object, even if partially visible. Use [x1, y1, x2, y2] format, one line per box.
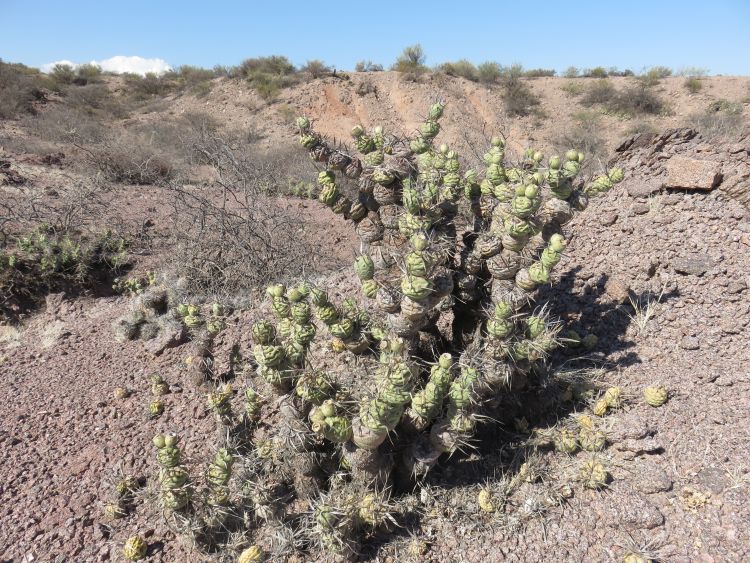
[643, 384, 668, 407]
[153, 434, 192, 511]
[104, 475, 139, 520]
[113, 271, 157, 296]
[287, 178, 318, 199]
[123, 535, 148, 561]
[310, 488, 394, 555]
[593, 386, 623, 417]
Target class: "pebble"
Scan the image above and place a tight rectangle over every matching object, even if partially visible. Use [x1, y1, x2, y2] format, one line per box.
[680, 335, 700, 349]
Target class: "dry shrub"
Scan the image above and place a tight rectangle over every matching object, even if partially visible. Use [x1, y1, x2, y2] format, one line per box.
[392, 44, 428, 82]
[23, 105, 108, 144]
[0, 60, 51, 119]
[582, 79, 665, 116]
[581, 79, 617, 105]
[355, 60, 383, 72]
[614, 82, 666, 115]
[87, 140, 175, 185]
[689, 103, 747, 139]
[300, 60, 332, 79]
[560, 80, 585, 97]
[554, 111, 606, 164]
[437, 60, 479, 82]
[166, 131, 333, 296]
[355, 79, 377, 97]
[500, 64, 540, 117]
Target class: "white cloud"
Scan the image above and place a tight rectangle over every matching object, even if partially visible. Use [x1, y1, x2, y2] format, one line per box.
[41, 56, 172, 76]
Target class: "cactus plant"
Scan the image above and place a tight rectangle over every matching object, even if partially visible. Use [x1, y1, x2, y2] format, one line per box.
[644, 385, 668, 407]
[123, 536, 148, 561]
[129, 103, 627, 558]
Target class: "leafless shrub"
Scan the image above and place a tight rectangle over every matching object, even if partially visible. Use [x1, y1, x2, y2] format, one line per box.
[355, 79, 377, 97]
[553, 111, 606, 165]
[75, 133, 173, 185]
[688, 107, 747, 140]
[355, 60, 383, 72]
[166, 130, 333, 296]
[300, 60, 332, 79]
[0, 173, 110, 242]
[499, 65, 540, 117]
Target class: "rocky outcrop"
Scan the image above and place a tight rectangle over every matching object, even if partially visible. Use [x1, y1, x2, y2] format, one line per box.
[612, 128, 750, 208]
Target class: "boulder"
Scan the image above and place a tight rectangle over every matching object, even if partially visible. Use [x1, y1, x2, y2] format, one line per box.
[663, 155, 722, 190]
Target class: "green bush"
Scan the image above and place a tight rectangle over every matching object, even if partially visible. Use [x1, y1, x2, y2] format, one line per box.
[123, 72, 176, 99]
[524, 68, 556, 78]
[437, 59, 478, 81]
[584, 67, 609, 78]
[392, 44, 428, 80]
[477, 61, 502, 84]
[49, 63, 76, 85]
[301, 60, 331, 79]
[73, 63, 103, 85]
[564, 66, 580, 78]
[684, 76, 703, 93]
[640, 66, 672, 86]
[236, 56, 298, 101]
[236, 55, 296, 78]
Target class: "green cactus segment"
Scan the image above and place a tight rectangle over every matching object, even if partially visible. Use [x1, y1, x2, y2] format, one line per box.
[310, 400, 353, 443]
[411, 354, 455, 421]
[253, 344, 286, 368]
[401, 275, 433, 301]
[206, 448, 234, 488]
[244, 387, 261, 421]
[354, 255, 375, 281]
[153, 434, 192, 511]
[362, 279, 379, 299]
[207, 384, 234, 420]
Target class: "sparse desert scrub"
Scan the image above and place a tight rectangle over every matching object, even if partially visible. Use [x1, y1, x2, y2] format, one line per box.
[688, 98, 747, 139]
[582, 78, 666, 117]
[554, 111, 606, 164]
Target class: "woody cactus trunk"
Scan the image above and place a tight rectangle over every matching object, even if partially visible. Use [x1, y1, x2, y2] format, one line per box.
[242, 104, 622, 551]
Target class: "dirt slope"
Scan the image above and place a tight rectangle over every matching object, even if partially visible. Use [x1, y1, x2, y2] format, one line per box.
[148, 73, 750, 158]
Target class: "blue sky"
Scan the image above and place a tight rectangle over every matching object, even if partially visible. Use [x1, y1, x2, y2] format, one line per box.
[2, 0, 749, 75]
